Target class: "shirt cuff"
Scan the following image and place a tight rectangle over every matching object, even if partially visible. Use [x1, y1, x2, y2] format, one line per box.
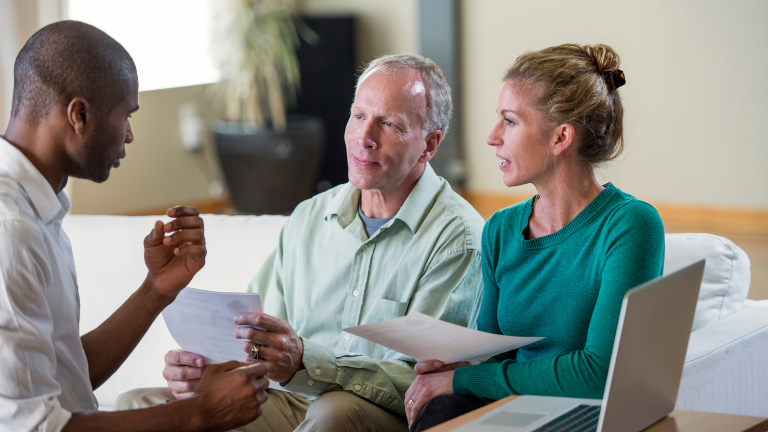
[453, 362, 505, 401]
[282, 338, 337, 395]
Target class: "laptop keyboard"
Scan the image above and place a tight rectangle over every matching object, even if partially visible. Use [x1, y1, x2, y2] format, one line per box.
[530, 405, 600, 432]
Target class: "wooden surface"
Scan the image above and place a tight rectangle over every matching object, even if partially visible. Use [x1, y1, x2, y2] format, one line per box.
[424, 395, 768, 432]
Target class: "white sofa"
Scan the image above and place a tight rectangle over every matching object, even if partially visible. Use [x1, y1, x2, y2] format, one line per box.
[62, 214, 768, 416]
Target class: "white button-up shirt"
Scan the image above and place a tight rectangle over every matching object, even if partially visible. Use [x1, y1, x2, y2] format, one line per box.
[0, 137, 97, 432]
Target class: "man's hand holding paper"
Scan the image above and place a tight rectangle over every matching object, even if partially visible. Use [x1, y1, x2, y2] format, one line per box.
[234, 312, 305, 383]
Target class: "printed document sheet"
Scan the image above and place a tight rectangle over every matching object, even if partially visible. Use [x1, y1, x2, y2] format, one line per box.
[162, 287, 262, 364]
[344, 312, 543, 364]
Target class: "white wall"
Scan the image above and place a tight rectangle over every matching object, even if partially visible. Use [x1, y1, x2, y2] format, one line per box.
[1, 0, 72, 137]
[0, 0, 39, 129]
[67, 84, 227, 214]
[461, 0, 768, 208]
[0, 0, 16, 128]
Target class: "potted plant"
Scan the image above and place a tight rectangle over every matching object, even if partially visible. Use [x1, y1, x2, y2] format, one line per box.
[212, 0, 325, 214]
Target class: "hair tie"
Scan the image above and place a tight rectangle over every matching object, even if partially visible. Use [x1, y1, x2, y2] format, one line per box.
[602, 69, 626, 91]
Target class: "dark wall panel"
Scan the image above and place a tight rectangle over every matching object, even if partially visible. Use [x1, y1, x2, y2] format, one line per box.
[290, 16, 357, 190]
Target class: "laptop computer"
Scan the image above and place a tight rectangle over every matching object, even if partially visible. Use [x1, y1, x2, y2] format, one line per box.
[454, 260, 706, 432]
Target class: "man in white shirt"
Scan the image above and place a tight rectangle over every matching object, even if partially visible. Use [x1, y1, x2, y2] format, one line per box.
[0, 21, 270, 432]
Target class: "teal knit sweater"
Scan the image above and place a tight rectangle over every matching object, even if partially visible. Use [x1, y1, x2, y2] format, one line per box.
[453, 184, 665, 400]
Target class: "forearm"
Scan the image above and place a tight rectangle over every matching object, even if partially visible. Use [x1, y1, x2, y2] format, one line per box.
[81, 276, 172, 389]
[456, 349, 609, 401]
[63, 398, 204, 432]
[283, 338, 415, 415]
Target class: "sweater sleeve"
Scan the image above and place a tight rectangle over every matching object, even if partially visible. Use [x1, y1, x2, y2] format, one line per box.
[477, 212, 502, 335]
[454, 201, 665, 400]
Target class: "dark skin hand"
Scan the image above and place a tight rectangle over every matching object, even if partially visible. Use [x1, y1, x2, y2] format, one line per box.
[65, 208, 274, 431]
[63, 361, 270, 432]
[145, 206, 207, 297]
[81, 206, 206, 390]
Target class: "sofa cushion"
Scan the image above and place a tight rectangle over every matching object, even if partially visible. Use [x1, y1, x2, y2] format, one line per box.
[664, 233, 751, 332]
[677, 303, 768, 416]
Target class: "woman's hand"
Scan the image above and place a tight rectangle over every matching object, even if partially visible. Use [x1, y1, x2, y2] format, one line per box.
[404, 370, 455, 427]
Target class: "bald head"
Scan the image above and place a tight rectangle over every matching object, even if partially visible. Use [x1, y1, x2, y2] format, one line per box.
[11, 20, 136, 126]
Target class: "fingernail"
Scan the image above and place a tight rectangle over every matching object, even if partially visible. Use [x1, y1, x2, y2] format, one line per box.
[164, 223, 172, 231]
[235, 314, 242, 324]
[196, 359, 202, 367]
[435, 361, 442, 367]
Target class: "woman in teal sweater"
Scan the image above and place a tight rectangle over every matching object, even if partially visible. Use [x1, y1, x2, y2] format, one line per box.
[405, 44, 665, 431]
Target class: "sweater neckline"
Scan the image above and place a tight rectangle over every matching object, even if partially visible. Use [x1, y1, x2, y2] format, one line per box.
[518, 183, 617, 249]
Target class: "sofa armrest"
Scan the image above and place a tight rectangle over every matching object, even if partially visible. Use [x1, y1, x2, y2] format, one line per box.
[676, 303, 768, 417]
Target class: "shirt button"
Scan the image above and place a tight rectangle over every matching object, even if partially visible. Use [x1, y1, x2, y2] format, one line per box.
[362, 245, 369, 251]
[355, 384, 362, 391]
[344, 334, 350, 340]
[353, 290, 359, 296]
[315, 368, 322, 376]
[308, 379, 314, 385]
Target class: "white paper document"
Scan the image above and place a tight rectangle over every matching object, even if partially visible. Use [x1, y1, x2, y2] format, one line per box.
[344, 312, 543, 364]
[162, 287, 262, 365]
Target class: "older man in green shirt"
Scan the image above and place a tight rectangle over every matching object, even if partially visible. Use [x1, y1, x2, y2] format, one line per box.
[120, 54, 484, 432]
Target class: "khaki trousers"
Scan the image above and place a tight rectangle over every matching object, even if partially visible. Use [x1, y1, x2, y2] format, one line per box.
[116, 387, 408, 432]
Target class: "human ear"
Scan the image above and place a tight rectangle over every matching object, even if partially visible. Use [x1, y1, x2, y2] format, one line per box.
[552, 123, 576, 156]
[418, 130, 443, 163]
[66, 98, 90, 137]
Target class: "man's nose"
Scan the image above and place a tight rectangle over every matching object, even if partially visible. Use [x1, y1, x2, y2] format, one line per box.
[125, 121, 134, 144]
[359, 120, 377, 149]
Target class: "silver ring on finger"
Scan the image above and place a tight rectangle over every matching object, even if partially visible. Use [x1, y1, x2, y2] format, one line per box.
[251, 345, 260, 361]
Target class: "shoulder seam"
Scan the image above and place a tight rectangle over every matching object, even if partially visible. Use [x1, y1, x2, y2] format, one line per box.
[433, 195, 482, 250]
[424, 247, 479, 273]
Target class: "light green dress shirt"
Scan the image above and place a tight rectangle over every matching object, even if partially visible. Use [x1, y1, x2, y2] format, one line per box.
[247, 164, 484, 415]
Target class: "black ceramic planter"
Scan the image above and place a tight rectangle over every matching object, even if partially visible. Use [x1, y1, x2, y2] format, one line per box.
[214, 114, 325, 214]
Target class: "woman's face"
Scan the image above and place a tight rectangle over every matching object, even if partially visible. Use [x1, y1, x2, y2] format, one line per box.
[487, 80, 554, 188]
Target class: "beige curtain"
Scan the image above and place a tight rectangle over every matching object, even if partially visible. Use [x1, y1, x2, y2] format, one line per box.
[0, 0, 61, 130]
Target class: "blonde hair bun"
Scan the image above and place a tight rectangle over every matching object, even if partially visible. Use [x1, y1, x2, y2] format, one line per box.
[583, 44, 621, 74]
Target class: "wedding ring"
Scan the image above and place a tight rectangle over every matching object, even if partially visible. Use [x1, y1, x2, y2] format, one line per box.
[409, 399, 415, 406]
[251, 345, 260, 361]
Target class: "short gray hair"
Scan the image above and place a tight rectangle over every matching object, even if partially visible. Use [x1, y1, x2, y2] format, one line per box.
[357, 54, 452, 138]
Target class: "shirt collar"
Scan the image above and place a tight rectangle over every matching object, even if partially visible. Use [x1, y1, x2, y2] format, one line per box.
[324, 163, 443, 234]
[0, 137, 69, 224]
